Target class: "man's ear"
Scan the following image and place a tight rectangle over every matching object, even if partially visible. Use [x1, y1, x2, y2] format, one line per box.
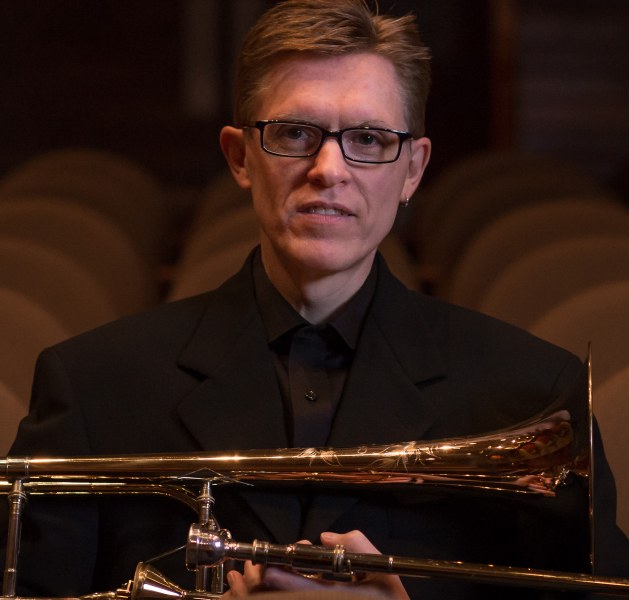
[220, 126, 252, 189]
[402, 136, 431, 200]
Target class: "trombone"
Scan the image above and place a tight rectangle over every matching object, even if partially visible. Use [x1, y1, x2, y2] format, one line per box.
[2, 364, 629, 597]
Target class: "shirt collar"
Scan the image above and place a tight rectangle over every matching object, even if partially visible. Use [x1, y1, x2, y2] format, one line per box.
[253, 248, 377, 350]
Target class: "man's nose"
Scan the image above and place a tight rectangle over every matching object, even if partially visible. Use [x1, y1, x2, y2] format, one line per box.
[307, 138, 350, 185]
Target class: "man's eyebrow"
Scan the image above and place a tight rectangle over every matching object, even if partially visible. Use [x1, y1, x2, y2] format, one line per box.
[268, 116, 396, 129]
[269, 115, 318, 124]
[354, 119, 394, 129]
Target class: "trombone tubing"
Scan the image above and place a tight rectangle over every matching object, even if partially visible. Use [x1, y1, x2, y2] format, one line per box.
[0, 410, 579, 494]
[196, 536, 629, 596]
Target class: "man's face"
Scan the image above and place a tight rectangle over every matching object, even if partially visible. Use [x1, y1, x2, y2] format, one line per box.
[230, 53, 430, 281]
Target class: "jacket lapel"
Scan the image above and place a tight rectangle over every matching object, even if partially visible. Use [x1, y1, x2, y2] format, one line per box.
[174, 257, 302, 542]
[175, 266, 287, 451]
[302, 257, 448, 538]
[329, 256, 447, 446]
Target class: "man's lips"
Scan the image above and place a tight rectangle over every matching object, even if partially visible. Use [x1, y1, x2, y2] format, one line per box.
[297, 204, 355, 217]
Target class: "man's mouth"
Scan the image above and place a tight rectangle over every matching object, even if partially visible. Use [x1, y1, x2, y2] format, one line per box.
[302, 206, 351, 216]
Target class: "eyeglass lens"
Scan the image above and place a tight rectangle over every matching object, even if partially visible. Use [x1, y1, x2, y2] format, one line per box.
[261, 122, 404, 163]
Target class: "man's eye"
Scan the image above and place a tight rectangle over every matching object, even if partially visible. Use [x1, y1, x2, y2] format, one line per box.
[275, 125, 307, 140]
[357, 133, 377, 146]
[349, 130, 385, 147]
[284, 127, 304, 139]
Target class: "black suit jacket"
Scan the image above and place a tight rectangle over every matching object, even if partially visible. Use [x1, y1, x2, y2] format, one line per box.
[3, 252, 627, 599]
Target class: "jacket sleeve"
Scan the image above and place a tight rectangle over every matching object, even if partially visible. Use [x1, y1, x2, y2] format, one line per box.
[592, 418, 629, 577]
[1, 347, 100, 596]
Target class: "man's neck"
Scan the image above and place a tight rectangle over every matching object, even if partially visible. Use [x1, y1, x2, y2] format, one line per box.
[260, 246, 375, 325]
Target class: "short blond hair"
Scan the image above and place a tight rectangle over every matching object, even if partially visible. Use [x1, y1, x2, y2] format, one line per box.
[233, 0, 431, 137]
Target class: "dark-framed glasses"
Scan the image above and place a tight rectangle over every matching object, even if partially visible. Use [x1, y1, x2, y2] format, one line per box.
[244, 120, 413, 164]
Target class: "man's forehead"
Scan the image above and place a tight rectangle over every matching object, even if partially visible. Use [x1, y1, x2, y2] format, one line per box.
[263, 51, 398, 83]
[255, 53, 406, 124]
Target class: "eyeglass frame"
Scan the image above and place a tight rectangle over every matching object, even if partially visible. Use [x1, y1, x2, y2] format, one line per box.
[242, 120, 414, 164]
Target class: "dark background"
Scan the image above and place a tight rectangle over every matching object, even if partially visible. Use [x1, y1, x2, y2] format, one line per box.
[1, 1, 628, 196]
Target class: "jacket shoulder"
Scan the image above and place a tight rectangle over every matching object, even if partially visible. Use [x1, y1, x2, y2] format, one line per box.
[376, 257, 583, 369]
[48, 255, 255, 365]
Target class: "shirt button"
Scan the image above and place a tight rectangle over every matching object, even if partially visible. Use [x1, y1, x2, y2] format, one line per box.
[304, 390, 317, 402]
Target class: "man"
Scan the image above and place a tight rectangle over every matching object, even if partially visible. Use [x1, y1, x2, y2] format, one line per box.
[2, 1, 627, 599]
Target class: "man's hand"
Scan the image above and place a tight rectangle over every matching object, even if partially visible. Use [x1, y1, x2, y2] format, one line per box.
[225, 530, 409, 599]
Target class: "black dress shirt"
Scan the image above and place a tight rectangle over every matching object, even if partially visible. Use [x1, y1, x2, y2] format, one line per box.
[253, 251, 376, 446]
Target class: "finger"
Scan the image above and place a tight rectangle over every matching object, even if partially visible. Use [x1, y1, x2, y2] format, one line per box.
[263, 566, 339, 592]
[225, 570, 248, 598]
[242, 560, 266, 590]
[321, 530, 380, 553]
[226, 561, 266, 597]
[318, 531, 410, 600]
